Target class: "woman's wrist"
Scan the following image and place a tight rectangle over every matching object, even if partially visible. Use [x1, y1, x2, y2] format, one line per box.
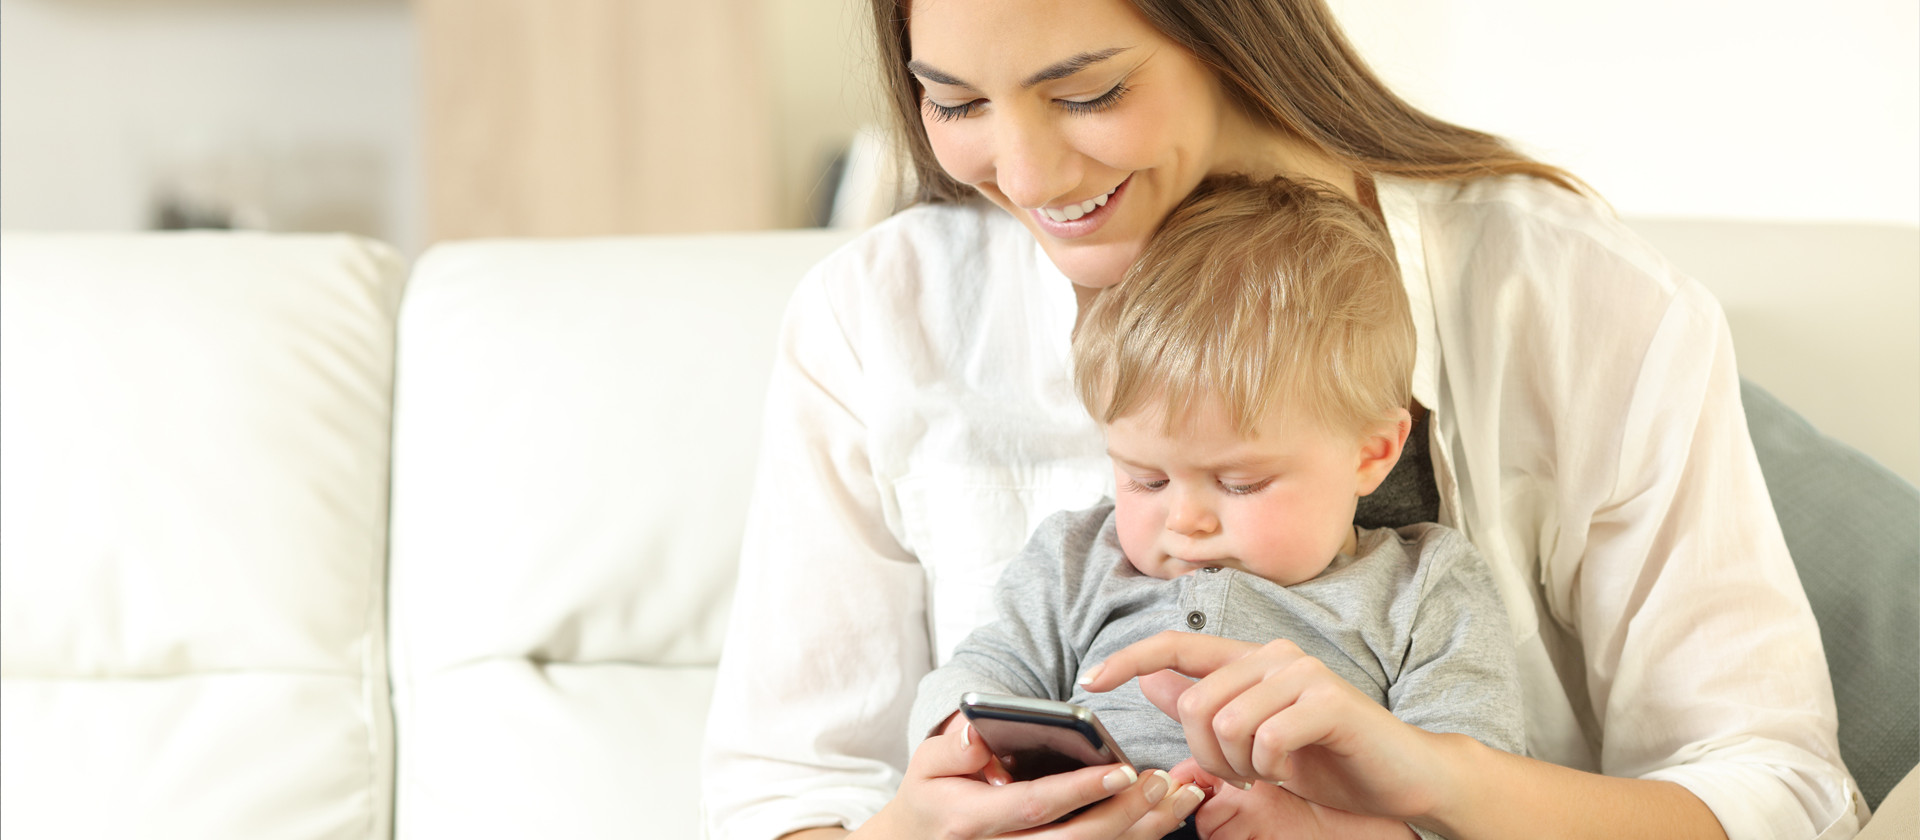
[845, 795, 914, 840]
[1403, 730, 1489, 837]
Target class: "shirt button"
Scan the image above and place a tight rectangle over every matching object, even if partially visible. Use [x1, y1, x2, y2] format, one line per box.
[1186, 611, 1206, 630]
[1202, 566, 1220, 573]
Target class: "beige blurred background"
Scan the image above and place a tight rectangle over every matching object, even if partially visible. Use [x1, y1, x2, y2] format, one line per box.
[2, 0, 1915, 259]
[0, 0, 885, 254]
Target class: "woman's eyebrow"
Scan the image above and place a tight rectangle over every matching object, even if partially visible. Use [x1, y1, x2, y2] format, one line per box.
[1020, 47, 1130, 87]
[908, 47, 1132, 91]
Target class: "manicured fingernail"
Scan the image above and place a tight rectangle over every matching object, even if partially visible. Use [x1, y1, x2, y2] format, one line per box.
[961, 722, 972, 749]
[1142, 769, 1172, 803]
[1103, 765, 1138, 793]
[1177, 784, 1206, 811]
[1234, 780, 1252, 791]
[1077, 662, 1104, 685]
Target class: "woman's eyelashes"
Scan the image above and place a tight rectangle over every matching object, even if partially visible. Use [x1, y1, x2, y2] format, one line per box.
[921, 97, 982, 123]
[1059, 81, 1130, 115]
[919, 80, 1132, 123]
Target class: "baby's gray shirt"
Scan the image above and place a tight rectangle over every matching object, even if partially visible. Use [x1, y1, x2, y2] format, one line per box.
[909, 501, 1523, 775]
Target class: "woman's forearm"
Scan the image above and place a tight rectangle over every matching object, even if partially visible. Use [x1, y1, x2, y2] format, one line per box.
[780, 829, 851, 840]
[1415, 734, 1728, 840]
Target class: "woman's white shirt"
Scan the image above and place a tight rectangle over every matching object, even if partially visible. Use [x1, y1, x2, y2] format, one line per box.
[699, 176, 1868, 840]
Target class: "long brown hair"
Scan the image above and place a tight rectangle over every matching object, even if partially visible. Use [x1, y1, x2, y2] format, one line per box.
[871, 0, 1585, 205]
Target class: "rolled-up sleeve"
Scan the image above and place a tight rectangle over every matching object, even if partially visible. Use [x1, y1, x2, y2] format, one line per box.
[1572, 282, 1867, 838]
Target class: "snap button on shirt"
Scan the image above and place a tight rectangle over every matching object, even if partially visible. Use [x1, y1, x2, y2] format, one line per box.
[1186, 611, 1206, 630]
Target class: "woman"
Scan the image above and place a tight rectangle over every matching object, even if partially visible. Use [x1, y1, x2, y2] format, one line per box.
[701, 0, 1867, 837]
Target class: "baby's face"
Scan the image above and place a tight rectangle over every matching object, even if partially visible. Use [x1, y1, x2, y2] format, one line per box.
[1106, 397, 1384, 586]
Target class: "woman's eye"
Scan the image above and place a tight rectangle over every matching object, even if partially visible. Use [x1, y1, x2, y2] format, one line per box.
[1059, 81, 1130, 115]
[1122, 477, 1168, 493]
[1221, 478, 1274, 496]
[922, 97, 983, 123]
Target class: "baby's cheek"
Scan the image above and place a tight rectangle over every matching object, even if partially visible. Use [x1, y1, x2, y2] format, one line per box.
[1112, 499, 1161, 573]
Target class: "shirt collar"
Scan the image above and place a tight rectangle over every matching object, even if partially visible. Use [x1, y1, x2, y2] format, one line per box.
[1375, 176, 1441, 414]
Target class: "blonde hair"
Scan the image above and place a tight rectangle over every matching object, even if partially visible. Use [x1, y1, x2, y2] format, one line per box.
[1072, 175, 1414, 438]
[870, 0, 1585, 206]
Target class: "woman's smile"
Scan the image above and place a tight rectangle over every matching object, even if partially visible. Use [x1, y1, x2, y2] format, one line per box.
[1029, 175, 1129, 238]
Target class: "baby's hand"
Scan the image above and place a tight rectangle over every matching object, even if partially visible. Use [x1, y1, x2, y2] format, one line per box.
[1168, 759, 1416, 840]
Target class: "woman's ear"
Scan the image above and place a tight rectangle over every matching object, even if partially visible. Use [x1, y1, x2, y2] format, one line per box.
[1355, 408, 1412, 497]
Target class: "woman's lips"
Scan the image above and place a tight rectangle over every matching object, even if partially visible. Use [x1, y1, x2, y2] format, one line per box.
[1029, 175, 1131, 239]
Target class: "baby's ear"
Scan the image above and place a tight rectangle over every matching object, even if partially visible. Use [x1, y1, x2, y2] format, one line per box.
[1355, 408, 1412, 497]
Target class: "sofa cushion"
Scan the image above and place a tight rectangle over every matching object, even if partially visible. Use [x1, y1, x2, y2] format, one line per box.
[0, 232, 405, 840]
[388, 230, 853, 839]
[1744, 379, 1920, 811]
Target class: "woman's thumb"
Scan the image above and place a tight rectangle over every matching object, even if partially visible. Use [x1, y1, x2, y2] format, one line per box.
[910, 715, 996, 781]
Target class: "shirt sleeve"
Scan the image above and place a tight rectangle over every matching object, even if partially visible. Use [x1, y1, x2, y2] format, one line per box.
[1562, 281, 1868, 838]
[1385, 527, 1525, 755]
[699, 268, 927, 840]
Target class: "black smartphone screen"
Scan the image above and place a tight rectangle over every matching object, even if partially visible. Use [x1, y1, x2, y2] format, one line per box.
[959, 693, 1130, 782]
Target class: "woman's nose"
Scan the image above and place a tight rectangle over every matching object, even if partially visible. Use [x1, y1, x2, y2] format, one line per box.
[1165, 488, 1218, 537]
[991, 110, 1080, 209]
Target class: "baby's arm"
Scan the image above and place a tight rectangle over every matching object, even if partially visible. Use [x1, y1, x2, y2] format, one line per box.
[1367, 527, 1523, 840]
[1385, 527, 1525, 755]
[907, 506, 1115, 743]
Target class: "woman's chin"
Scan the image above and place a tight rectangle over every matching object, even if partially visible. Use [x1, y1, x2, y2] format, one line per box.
[1039, 238, 1144, 291]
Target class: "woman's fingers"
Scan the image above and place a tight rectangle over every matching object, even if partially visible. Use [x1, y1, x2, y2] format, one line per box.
[1111, 778, 1207, 840]
[963, 763, 1143, 836]
[1077, 631, 1256, 692]
[1043, 769, 1207, 840]
[1204, 653, 1339, 780]
[912, 718, 997, 780]
[1136, 669, 1195, 722]
[1176, 640, 1319, 782]
[899, 718, 1216, 839]
[1088, 635, 1340, 786]
[1252, 681, 1366, 782]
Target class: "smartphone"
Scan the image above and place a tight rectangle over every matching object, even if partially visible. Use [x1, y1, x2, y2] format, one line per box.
[959, 692, 1133, 782]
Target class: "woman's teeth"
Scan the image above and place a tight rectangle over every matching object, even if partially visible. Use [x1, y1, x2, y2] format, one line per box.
[1042, 186, 1115, 223]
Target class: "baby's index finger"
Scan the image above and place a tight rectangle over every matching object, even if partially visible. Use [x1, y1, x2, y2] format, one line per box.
[1077, 631, 1254, 692]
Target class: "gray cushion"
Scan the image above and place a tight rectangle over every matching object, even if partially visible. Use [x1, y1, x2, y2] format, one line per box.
[1744, 379, 1919, 810]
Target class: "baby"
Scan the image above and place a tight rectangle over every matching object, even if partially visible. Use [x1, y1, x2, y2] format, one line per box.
[908, 175, 1521, 839]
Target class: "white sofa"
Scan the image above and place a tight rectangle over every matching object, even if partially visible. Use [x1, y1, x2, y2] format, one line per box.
[1, 220, 1914, 840]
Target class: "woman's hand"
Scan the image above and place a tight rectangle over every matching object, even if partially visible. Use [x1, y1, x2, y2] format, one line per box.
[1079, 631, 1455, 823]
[855, 714, 1205, 840]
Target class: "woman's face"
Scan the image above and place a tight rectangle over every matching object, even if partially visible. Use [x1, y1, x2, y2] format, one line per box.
[906, 0, 1312, 288]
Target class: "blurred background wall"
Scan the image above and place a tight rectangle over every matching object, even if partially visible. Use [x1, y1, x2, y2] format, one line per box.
[0, 0, 426, 250]
[1, 0, 1914, 257]
[0, 0, 879, 255]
